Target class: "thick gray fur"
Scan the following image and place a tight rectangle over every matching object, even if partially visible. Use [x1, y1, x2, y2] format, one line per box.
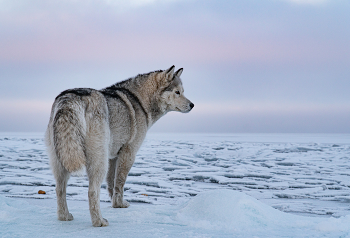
[45, 66, 194, 227]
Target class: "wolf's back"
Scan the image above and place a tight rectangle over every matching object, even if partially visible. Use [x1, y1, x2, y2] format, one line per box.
[46, 95, 87, 173]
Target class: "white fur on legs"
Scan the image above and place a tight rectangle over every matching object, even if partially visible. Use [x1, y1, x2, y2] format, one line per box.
[86, 169, 109, 226]
[53, 161, 74, 221]
[87, 166, 109, 227]
[88, 183, 109, 227]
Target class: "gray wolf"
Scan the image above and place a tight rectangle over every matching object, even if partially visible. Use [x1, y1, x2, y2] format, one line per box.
[45, 66, 194, 227]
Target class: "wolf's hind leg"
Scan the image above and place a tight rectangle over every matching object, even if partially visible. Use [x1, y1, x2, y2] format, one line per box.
[86, 151, 109, 227]
[88, 179, 109, 227]
[54, 161, 73, 221]
[112, 145, 135, 208]
[106, 158, 117, 199]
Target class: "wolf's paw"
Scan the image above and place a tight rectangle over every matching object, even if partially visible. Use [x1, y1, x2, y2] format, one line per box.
[58, 213, 74, 221]
[111, 194, 130, 208]
[92, 218, 109, 227]
[112, 199, 130, 208]
[121, 200, 130, 208]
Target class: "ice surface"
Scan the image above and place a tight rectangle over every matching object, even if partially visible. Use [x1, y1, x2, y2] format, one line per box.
[1, 189, 350, 237]
[1, 133, 350, 237]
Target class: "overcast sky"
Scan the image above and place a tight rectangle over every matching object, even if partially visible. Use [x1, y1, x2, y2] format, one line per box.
[0, 0, 349, 133]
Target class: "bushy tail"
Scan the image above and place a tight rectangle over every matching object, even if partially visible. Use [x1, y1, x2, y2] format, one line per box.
[51, 103, 87, 173]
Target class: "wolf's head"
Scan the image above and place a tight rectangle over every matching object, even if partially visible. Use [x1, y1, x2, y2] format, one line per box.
[156, 66, 194, 114]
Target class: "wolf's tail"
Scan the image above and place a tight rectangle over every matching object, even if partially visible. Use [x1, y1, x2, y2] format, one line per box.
[49, 100, 87, 173]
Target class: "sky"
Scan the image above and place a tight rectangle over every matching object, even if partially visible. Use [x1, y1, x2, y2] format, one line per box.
[0, 0, 349, 133]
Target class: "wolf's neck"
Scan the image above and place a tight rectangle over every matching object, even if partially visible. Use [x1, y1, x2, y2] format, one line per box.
[131, 80, 167, 127]
[105, 74, 168, 128]
[118, 82, 166, 128]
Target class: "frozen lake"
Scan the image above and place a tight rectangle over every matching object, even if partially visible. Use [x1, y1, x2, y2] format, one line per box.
[2, 133, 350, 237]
[1, 132, 350, 218]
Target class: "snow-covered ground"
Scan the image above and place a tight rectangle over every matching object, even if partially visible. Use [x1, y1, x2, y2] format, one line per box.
[1, 133, 350, 237]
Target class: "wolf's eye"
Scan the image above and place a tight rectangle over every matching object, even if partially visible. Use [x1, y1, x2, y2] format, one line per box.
[175, 91, 180, 95]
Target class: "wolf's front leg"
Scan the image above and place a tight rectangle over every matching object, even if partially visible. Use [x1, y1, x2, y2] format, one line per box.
[112, 145, 136, 208]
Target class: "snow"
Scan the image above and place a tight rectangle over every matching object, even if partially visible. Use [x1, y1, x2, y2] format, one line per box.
[1, 133, 350, 237]
[178, 189, 350, 236]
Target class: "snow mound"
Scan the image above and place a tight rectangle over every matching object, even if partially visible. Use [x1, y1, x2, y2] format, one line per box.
[178, 189, 291, 231]
[177, 189, 350, 236]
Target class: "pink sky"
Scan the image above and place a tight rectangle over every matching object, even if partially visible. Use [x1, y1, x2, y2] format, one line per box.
[0, 0, 349, 132]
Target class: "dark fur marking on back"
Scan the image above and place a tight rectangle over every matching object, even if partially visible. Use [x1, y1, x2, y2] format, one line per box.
[100, 90, 122, 101]
[115, 88, 149, 124]
[55, 88, 94, 100]
[101, 88, 149, 125]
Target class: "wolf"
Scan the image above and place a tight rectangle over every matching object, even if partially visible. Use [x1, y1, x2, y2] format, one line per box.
[45, 66, 194, 227]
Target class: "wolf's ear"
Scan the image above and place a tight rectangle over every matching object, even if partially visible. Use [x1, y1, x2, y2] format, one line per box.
[175, 68, 183, 77]
[165, 65, 175, 75]
[164, 65, 175, 80]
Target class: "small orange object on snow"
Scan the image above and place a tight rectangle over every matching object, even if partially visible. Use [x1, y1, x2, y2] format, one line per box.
[38, 190, 46, 194]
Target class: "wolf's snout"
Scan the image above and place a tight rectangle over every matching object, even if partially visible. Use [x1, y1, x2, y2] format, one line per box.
[190, 103, 194, 109]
